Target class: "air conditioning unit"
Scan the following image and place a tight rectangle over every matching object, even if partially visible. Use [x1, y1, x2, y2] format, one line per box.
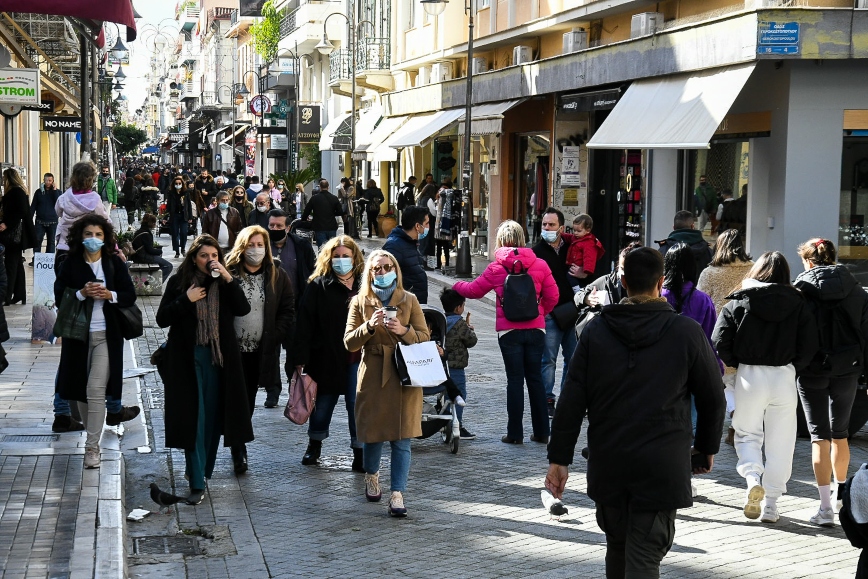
[416, 66, 430, 87]
[430, 62, 453, 83]
[630, 12, 664, 38]
[562, 27, 588, 54]
[513, 45, 532, 65]
[471, 57, 488, 75]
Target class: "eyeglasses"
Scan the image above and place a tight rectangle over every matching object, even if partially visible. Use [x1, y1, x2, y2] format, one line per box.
[371, 263, 394, 274]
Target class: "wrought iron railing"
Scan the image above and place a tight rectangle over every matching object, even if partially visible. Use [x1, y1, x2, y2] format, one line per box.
[357, 37, 390, 71]
[328, 49, 352, 83]
[280, 8, 298, 38]
[201, 92, 217, 107]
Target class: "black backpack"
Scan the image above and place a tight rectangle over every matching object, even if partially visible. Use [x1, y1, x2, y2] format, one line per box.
[499, 252, 540, 322]
[810, 298, 865, 376]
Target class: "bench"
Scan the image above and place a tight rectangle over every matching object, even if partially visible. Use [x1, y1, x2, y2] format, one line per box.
[128, 263, 163, 296]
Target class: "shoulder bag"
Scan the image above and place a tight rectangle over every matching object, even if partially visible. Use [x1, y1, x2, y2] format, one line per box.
[115, 303, 144, 340]
[53, 287, 92, 342]
[285, 368, 317, 425]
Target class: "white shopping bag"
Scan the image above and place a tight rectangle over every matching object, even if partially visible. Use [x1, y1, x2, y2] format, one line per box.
[395, 342, 447, 387]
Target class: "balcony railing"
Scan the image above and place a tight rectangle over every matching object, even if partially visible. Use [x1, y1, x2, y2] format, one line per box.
[328, 49, 352, 84]
[280, 8, 298, 38]
[357, 37, 390, 71]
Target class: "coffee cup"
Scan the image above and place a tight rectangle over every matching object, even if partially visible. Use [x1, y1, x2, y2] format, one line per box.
[383, 306, 398, 320]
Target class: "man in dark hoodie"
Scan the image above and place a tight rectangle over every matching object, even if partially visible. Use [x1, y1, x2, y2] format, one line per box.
[658, 210, 712, 274]
[546, 247, 725, 579]
[382, 206, 429, 304]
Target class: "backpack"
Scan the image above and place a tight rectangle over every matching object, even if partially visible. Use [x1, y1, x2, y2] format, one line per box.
[810, 298, 865, 376]
[499, 251, 541, 322]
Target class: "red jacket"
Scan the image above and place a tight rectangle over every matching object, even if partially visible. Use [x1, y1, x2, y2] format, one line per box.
[453, 247, 559, 332]
[566, 233, 605, 275]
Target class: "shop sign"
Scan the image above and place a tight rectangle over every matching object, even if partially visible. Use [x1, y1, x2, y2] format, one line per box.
[0, 68, 40, 106]
[562, 189, 578, 207]
[714, 111, 771, 136]
[559, 88, 622, 113]
[25, 100, 55, 113]
[250, 95, 272, 116]
[297, 105, 321, 144]
[167, 133, 187, 142]
[41, 116, 81, 132]
[757, 22, 800, 55]
[271, 134, 288, 150]
[560, 146, 582, 187]
[267, 149, 288, 159]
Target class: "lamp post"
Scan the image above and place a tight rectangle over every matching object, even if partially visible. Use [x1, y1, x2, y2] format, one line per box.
[422, 0, 473, 276]
[216, 83, 244, 172]
[238, 70, 265, 179]
[281, 45, 313, 172]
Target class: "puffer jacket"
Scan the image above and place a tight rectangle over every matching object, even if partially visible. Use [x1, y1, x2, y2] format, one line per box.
[382, 227, 427, 304]
[453, 246, 559, 332]
[794, 264, 868, 377]
[445, 314, 477, 369]
[55, 188, 109, 251]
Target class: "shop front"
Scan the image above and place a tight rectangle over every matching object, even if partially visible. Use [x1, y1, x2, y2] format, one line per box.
[838, 111, 868, 285]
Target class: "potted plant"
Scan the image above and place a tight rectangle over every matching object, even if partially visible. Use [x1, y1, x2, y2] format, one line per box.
[377, 205, 398, 238]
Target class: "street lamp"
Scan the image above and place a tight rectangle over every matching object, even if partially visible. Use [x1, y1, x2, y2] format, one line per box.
[216, 83, 245, 172]
[281, 45, 314, 172]
[422, 0, 473, 276]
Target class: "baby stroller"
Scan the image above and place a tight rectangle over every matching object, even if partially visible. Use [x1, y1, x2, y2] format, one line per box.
[290, 218, 316, 245]
[417, 304, 462, 454]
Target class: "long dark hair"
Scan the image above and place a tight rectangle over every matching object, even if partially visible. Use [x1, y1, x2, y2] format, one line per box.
[177, 234, 224, 289]
[663, 242, 697, 314]
[67, 214, 116, 259]
[746, 251, 791, 285]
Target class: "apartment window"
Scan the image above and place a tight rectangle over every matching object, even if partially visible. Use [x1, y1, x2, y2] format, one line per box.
[405, 0, 415, 29]
[479, 0, 490, 7]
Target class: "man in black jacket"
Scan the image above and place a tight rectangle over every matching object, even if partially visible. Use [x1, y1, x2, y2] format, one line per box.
[382, 206, 429, 304]
[396, 176, 417, 215]
[657, 210, 713, 274]
[301, 179, 343, 247]
[546, 247, 724, 578]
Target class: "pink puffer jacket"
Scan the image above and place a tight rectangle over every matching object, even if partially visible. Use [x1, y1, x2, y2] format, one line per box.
[453, 246, 559, 332]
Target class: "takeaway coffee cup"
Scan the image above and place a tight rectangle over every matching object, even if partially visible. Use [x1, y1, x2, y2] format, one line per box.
[383, 306, 398, 320]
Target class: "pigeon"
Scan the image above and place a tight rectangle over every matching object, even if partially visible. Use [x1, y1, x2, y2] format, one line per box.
[541, 489, 569, 519]
[149, 483, 186, 513]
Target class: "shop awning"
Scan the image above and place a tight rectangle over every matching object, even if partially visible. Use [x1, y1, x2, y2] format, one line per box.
[218, 125, 249, 147]
[319, 112, 353, 151]
[359, 115, 410, 163]
[5, 0, 138, 41]
[352, 105, 383, 154]
[387, 108, 465, 149]
[206, 126, 229, 140]
[457, 99, 526, 136]
[142, 146, 159, 154]
[587, 64, 756, 150]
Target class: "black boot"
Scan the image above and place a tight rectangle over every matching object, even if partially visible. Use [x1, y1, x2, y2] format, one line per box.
[301, 440, 322, 466]
[351, 447, 364, 473]
[231, 444, 248, 475]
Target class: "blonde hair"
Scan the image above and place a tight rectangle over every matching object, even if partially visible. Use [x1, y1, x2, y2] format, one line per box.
[358, 249, 404, 300]
[225, 226, 278, 291]
[68, 161, 96, 192]
[798, 237, 837, 266]
[495, 220, 526, 250]
[2, 167, 26, 192]
[309, 235, 364, 281]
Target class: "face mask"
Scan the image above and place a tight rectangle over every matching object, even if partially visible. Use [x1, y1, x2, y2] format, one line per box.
[82, 237, 104, 253]
[244, 247, 266, 265]
[418, 226, 429, 239]
[218, 203, 228, 211]
[277, 185, 284, 190]
[257, 205, 268, 213]
[234, 193, 244, 199]
[174, 183, 182, 190]
[541, 230, 559, 243]
[268, 228, 287, 244]
[373, 271, 397, 288]
[332, 257, 353, 275]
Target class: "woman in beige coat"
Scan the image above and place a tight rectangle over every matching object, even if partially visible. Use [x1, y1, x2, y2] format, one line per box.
[344, 249, 429, 517]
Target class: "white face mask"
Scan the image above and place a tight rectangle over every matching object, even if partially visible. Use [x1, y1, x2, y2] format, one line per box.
[244, 247, 266, 265]
[174, 183, 182, 190]
[257, 205, 269, 213]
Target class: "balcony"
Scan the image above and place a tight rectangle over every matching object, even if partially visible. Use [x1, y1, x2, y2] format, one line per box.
[277, 1, 345, 55]
[178, 4, 200, 31]
[327, 39, 393, 93]
[357, 37, 390, 72]
[280, 9, 297, 38]
[328, 49, 352, 84]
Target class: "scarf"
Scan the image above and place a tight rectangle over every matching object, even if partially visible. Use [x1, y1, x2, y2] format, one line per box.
[193, 271, 223, 367]
[372, 281, 397, 304]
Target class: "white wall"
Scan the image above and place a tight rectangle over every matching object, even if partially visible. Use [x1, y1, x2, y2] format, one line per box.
[647, 149, 678, 246]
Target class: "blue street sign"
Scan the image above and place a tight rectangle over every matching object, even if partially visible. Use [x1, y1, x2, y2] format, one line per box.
[758, 21, 800, 55]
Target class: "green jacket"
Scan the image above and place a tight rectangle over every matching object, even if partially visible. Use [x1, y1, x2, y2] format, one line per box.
[97, 175, 118, 204]
[694, 184, 716, 214]
[445, 315, 478, 369]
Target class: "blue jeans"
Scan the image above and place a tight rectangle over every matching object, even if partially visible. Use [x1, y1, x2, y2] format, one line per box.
[451, 368, 467, 423]
[542, 314, 578, 400]
[34, 221, 57, 253]
[498, 329, 549, 440]
[170, 215, 189, 252]
[54, 383, 121, 415]
[363, 438, 411, 492]
[308, 362, 360, 448]
[315, 230, 337, 248]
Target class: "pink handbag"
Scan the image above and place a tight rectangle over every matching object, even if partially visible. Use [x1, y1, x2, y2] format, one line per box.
[284, 369, 317, 425]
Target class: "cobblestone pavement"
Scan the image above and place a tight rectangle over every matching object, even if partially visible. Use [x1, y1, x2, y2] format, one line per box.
[126, 233, 865, 578]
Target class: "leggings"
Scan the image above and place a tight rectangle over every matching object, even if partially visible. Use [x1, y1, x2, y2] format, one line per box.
[797, 375, 859, 441]
[366, 210, 379, 237]
[435, 239, 452, 268]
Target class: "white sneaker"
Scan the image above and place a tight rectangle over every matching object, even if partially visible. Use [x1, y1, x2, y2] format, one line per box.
[691, 482, 697, 498]
[760, 504, 779, 523]
[810, 507, 835, 527]
[84, 447, 100, 469]
[744, 484, 765, 520]
[388, 491, 407, 517]
[364, 473, 381, 502]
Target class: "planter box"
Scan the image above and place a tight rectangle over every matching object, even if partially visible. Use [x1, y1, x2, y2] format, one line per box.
[129, 263, 163, 296]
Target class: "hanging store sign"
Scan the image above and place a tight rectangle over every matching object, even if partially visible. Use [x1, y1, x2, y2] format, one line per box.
[25, 100, 55, 113]
[250, 95, 272, 116]
[167, 133, 187, 142]
[297, 105, 321, 145]
[41, 116, 81, 132]
[0, 68, 40, 106]
[271, 134, 288, 149]
[559, 88, 622, 113]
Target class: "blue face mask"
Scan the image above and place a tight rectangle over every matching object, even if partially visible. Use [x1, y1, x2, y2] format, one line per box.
[82, 237, 104, 253]
[332, 257, 353, 275]
[419, 226, 429, 239]
[372, 271, 397, 288]
[218, 202, 228, 211]
[541, 230, 559, 243]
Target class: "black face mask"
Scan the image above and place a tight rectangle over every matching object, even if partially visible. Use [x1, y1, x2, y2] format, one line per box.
[268, 228, 287, 244]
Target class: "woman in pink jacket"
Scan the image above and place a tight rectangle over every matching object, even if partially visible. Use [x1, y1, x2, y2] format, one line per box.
[453, 220, 558, 444]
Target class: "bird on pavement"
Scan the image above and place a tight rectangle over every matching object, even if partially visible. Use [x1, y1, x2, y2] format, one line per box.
[149, 483, 186, 513]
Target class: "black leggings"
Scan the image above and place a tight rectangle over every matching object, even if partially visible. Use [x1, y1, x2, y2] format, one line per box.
[366, 210, 379, 237]
[4, 245, 24, 304]
[435, 239, 452, 268]
[797, 375, 859, 441]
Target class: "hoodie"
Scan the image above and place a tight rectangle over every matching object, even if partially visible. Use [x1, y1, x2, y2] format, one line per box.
[55, 188, 109, 250]
[712, 279, 818, 371]
[452, 247, 559, 332]
[660, 228, 713, 274]
[246, 183, 264, 203]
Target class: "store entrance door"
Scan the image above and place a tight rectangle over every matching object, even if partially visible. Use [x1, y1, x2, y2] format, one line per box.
[588, 148, 621, 275]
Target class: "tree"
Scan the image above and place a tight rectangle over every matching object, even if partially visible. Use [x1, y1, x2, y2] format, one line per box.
[113, 123, 149, 156]
[250, 0, 283, 63]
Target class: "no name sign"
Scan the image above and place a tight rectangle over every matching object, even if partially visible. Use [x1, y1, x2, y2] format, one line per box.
[41, 116, 81, 132]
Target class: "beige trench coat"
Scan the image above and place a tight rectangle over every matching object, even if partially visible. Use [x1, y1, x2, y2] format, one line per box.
[344, 287, 430, 443]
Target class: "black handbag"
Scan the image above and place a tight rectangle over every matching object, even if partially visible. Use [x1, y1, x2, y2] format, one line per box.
[115, 303, 144, 340]
[53, 287, 92, 342]
[551, 301, 579, 331]
[574, 306, 602, 340]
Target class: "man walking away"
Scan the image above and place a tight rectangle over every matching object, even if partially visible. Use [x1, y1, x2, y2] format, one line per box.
[546, 247, 725, 579]
[246, 175, 264, 202]
[694, 175, 716, 234]
[382, 206, 429, 304]
[97, 166, 118, 215]
[30, 173, 61, 262]
[301, 179, 343, 247]
[397, 176, 417, 219]
[658, 210, 713, 275]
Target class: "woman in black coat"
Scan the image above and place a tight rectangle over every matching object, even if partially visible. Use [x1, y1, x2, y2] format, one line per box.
[225, 225, 294, 474]
[155, 234, 252, 504]
[362, 180, 384, 238]
[1, 168, 35, 305]
[131, 214, 173, 282]
[55, 214, 136, 470]
[291, 234, 365, 471]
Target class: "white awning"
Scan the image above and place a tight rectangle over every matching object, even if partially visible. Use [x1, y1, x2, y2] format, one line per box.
[218, 125, 249, 147]
[457, 99, 526, 136]
[353, 105, 383, 154]
[386, 108, 465, 149]
[361, 115, 410, 163]
[587, 64, 756, 149]
[319, 111, 353, 151]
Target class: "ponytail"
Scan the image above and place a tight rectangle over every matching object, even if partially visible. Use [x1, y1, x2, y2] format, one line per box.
[797, 238, 837, 266]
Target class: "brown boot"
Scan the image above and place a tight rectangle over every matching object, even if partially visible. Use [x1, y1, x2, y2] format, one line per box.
[725, 427, 735, 446]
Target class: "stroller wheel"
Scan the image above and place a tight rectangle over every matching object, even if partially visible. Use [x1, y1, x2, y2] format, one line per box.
[450, 436, 459, 454]
[441, 427, 451, 444]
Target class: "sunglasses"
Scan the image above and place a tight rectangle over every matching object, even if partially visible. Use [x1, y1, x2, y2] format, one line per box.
[371, 263, 394, 274]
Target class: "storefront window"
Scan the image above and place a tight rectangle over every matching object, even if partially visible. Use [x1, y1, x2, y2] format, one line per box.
[838, 137, 868, 284]
[516, 133, 551, 246]
[687, 141, 750, 240]
[472, 135, 492, 257]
